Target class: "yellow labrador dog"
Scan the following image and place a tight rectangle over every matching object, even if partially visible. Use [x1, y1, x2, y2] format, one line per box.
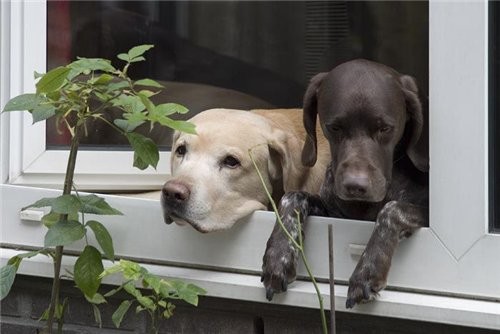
[161, 108, 329, 233]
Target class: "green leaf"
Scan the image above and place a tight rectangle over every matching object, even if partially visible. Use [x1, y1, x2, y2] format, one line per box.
[87, 220, 115, 260]
[114, 118, 145, 132]
[134, 79, 164, 88]
[125, 132, 159, 170]
[79, 195, 123, 215]
[89, 73, 114, 85]
[31, 104, 56, 123]
[69, 58, 116, 74]
[155, 103, 189, 116]
[74, 245, 104, 298]
[44, 220, 86, 247]
[142, 273, 162, 294]
[0, 265, 17, 300]
[112, 95, 146, 114]
[137, 93, 155, 113]
[51, 195, 81, 214]
[129, 56, 146, 63]
[42, 211, 78, 228]
[157, 119, 197, 135]
[92, 304, 103, 328]
[36, 66, 70, 94]
[85, 292, 107, 305]
[2, 93, 42, 112]
[8, 250, 51, 267]
[112, 300, 132, 328]
[27, 195, 80, 214]
[106, 81, 130, 93]
[127, 44, 154, 60]
[123, 282, 142, 299]
[117, 53, 129, 62]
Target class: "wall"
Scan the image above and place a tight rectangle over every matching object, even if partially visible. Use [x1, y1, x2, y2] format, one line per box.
[1, 275, 496, 334]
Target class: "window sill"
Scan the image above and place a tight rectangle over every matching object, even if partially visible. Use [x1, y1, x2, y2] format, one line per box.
[1, 247, 499, 330]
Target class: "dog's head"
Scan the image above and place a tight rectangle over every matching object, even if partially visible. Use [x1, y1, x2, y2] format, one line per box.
[302, 59, 428, 203]
[162, 108, 301, 232]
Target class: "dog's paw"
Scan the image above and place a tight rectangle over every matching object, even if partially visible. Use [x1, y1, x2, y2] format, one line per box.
[261, 242, 298, 301]
[345, 266, 387, 308]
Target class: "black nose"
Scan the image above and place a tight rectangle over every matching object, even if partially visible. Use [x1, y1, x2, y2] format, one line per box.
[162, 180, 191, 203]
[342, 173, 370, 198]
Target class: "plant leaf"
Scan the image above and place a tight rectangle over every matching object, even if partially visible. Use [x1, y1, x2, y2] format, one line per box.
[134, 79, 164, 88]
[42, 211, 79, 228]
[36, 66, 70, 94]
[87, 220, 115, 260]
[0, 265, 17, 300]
[74, 245, 104, 298]
[128, 56, 146, 63]
[125, 132, 159, 170]
[31, 104, 56, 123]
[127, 44, 154, 60]
[112, 95, 145, 114]
[2, 93, 42, 112]
[85, 292, 107, 305]
[79, 195, 123, 215]
[51, 195, 81, 214]
[114, 118, 145, 132]
[155, 103, 189, 116]
[157, 119, 197, 134]
[44, 219, 86, 247]
[117, 53, 129, 62]
[27, 195, 81, 214]
[69, 58, 116, 74]
[92, 303, 103, 328]
[112, 300, 132, 328]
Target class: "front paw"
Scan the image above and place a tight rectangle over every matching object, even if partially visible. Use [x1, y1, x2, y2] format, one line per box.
[345, 264, 387, 309]
[261, 241, 298, 301]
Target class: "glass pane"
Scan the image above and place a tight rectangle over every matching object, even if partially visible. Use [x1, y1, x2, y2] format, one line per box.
[490, 1, 499, 232]
[46, 1, 428, 150]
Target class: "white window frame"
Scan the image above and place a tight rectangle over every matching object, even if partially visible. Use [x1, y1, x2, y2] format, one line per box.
[1, 1, 170, 191]
[1, 0, 500, 330]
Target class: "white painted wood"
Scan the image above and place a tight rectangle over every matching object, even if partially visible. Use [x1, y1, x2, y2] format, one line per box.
[3, 0, 172, 191]
[2, 184, 499, 301]
[2, 248, 500, 330]
[429, 0, 488, 258]
[1, 0, 500, 325]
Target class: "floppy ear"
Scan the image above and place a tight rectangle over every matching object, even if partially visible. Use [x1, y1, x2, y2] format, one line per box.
[400, 75, 429, 172]
[267, 129, 306, 193]
[302, 72, 328, 167]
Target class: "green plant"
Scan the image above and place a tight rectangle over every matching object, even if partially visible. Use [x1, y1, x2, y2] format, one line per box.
[99, 260, 206, 334]
[248, 147, 328, 334]
[1, 45, 204, 333]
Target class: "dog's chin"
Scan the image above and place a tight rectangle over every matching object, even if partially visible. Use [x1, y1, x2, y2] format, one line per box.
[164, 213, 233, 233]
[337, 191, 386, 203]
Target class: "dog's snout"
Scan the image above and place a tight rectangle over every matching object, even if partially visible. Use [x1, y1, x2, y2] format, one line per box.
[162, 181, 191, 203]
[342, 172, 370, 198]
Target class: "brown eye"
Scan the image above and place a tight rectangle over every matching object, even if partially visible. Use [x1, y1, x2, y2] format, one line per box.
[222, 155, 240, 168]
[175, 145, 186, 156]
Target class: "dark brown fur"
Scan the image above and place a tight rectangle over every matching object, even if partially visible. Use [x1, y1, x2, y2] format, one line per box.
[261, 59, 429, 308]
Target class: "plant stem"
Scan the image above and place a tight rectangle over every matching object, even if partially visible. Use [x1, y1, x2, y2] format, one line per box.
[248, 148, 328, 334]
[45, 126, 80, 334]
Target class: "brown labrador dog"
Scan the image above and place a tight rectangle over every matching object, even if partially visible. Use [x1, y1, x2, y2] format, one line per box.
[261, 59, 429, 308]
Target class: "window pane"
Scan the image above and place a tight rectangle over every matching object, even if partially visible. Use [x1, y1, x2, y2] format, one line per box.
[46, 1, 428, 150]
[490, 1, 500, 232]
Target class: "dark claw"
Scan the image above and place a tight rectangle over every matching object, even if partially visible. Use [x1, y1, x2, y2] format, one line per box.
[345, 297, 356, 309]
[163, 213, 173, 225]
[266, 287, 275, 301]
[281, 279, 288, 292]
